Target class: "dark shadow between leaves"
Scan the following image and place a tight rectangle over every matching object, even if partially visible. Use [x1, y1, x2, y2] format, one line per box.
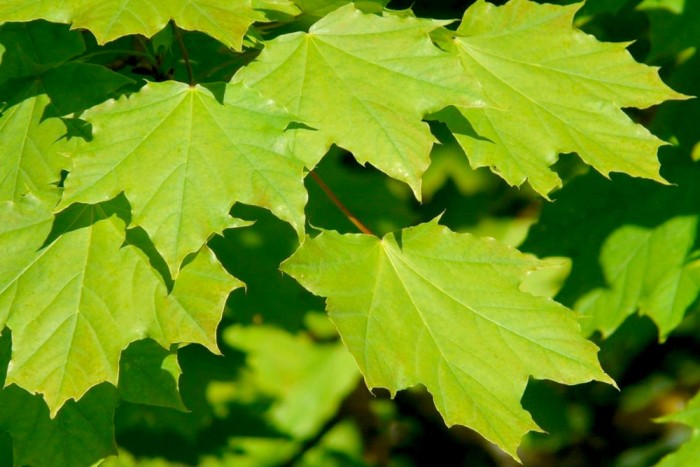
[427, 106, 492, 143]
[42, 193, 132, 247]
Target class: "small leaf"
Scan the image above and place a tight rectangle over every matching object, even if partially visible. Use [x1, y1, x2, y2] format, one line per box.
[224, 325, 359, 439]
[283, 219, 613, 460]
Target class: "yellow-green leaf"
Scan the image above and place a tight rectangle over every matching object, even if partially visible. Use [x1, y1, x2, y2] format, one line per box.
[282, 219, 613, 460]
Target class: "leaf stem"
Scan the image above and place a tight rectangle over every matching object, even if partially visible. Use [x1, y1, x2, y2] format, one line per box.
[172, 21, 195, 86]
[309, 170, 375, 236]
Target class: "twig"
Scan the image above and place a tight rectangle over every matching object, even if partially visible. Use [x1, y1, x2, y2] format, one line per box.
[309, 170, 375, 236]
[172, 21, 194, 86]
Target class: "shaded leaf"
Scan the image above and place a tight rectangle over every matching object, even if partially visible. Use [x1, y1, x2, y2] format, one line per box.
[119, 339, 186, 410]
[0, 20, 84, 79]
[0, 380, 119, 467]
[522, 160, 700, 338]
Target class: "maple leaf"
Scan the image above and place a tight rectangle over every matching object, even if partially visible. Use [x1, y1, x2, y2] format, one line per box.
[0, 0, 258, 50]
[282, 219, 613, 459]
[0, 195, 242, 415]
[235, 4, 486, 198]
[436, 0, 687, 196]
[60, 80, 306, 276]
[522, 160, 700, 339]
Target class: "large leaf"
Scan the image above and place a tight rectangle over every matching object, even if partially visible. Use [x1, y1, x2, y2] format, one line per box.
[235, 4, 485, 198]
[282, 219, 613, 460]
[438, 0, 685, 196]
[60, 80, 306, 276]
[522, 160, 700, 339]
[0, 0, 257, 51]
[0, 195, 241, 414]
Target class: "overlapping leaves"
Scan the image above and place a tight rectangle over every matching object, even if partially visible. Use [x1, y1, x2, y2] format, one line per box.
[0, 0, 690, 464]
[236, 4, 486, 197]
[437, 0, 685, 196]
[0, 196, 241, 414]
[60, 81, 306, 276]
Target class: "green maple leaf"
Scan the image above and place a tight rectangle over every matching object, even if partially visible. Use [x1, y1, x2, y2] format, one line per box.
[0, 0, 258, 50]
[437, 0, 686, 196]
[282, 219, 613, 459]
[0, 195, 241, 415]
[235, 4, 485, 198]
[522, 161, 700, 339]
[60, 80, 306, 276]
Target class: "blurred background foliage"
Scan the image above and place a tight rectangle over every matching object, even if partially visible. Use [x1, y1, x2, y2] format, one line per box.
[2, 0, 696, 465]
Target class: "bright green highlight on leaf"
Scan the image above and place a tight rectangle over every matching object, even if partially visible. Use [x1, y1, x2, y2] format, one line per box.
[0, 0, 257, 50]
[283, 220, 613, 460]
[61, 80, 306, 276]
[236, 4, 486, 198]
[440, 0, 686, 196]
[0, 196, 241, 415]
